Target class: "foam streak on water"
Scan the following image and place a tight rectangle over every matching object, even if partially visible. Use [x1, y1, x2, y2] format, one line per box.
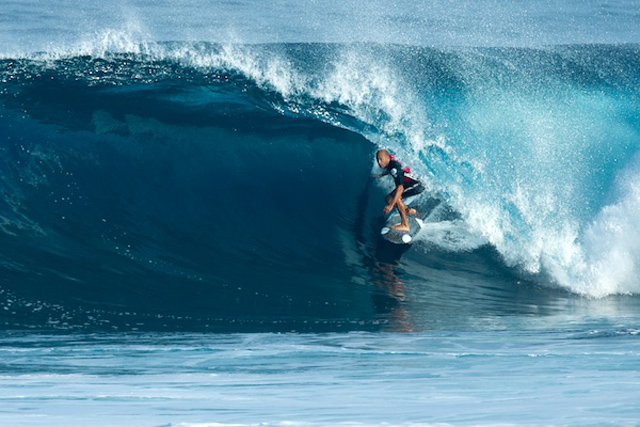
[0, 331, 639, 426]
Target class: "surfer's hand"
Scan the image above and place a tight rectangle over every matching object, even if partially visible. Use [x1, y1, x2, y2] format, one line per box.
[383, 204, 393, 215]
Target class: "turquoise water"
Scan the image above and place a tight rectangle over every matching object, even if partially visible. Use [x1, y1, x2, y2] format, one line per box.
[2, 330, 640, 426]
[1, 0, 640, 425]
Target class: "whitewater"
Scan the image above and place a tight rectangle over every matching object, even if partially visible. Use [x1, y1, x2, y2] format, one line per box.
[1, 0, 640, 425]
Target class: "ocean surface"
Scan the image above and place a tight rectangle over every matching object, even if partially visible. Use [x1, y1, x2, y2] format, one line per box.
[1, 0, 640, 425]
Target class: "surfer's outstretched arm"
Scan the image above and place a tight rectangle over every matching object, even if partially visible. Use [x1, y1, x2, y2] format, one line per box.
[371, 171, 389, 180]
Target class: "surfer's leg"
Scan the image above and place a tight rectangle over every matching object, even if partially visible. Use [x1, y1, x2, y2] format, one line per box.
[401, 200, 417, 216]
[400, 184, 424, 217]
[392, 202, 410, 231]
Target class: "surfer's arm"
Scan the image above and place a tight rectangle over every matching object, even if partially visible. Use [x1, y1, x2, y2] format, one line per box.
[390, 184, 404, 206]
[383, 184, 404, 214]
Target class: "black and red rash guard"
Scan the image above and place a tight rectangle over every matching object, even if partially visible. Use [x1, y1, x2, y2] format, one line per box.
[384, 158, 420, 189]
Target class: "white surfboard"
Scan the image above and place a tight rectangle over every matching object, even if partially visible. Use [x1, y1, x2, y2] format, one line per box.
[380, 213, 424, 245]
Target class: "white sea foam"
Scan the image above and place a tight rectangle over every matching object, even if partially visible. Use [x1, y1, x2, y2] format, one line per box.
[415, 220, 487, 252]
[578, 156, 640, 296]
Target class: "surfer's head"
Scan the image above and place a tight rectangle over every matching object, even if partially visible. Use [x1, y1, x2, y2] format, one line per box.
[376, 149, 391, 168]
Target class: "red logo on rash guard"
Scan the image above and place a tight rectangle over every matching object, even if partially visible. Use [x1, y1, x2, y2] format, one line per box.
[389, 155, 411, 174]
[389, 155, 413, 184]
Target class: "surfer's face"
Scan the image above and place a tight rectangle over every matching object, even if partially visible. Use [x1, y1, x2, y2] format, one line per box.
[377, 152, 389, 168]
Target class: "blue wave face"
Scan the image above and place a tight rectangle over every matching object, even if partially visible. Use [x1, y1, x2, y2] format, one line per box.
[0, 63, 382, 331]
[1, 42, 640, 331]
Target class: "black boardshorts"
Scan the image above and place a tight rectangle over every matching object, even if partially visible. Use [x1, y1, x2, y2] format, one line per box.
[387, 182, 425, 200]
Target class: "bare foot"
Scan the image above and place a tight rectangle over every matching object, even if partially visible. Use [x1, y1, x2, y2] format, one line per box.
[407, 208, 417, 216]
[392, 223, 410, 232]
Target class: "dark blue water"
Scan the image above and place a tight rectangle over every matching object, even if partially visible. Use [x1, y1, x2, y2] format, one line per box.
[1, 1, 640, 425]
[2, 43, 639, 333]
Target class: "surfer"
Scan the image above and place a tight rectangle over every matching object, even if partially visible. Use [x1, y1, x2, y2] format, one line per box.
[375, 149, 425, 231]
